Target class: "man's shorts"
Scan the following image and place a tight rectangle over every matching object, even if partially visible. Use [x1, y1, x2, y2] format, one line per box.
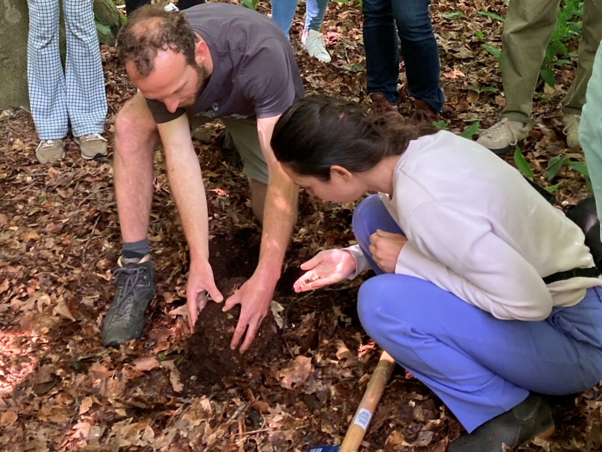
[189, 115, 268, 184]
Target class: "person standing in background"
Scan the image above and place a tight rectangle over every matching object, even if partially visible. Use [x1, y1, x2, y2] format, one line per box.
[272, 0, 331, 63]
[124, 0, 205, 16]
[477, 0, 602, 154]
[27, 0, 108, 164]
[362, 0, 444, 120]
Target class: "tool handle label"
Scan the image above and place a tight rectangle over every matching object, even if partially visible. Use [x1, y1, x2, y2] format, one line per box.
[353, 408, 372, 430]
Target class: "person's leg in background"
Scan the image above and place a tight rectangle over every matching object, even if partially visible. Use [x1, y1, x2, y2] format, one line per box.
[352, 195, 602, 450]
[124, 0, 150, 16]
[178, 0, 206, 10]
[272, 0, 299, 37]
[63, 0, 108, 160]
[362, 0, 400, 114]
[580, 41, 602, 244]
[301, 0, 331, 63]
[27, 0, 68, 164]
[561, 0, 602, 149]
[477, 0, 560, 154]
[392, 0, 444, 120]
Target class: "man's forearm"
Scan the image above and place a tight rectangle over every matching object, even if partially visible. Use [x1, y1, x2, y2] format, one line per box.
[163, 144, 210, 262]
[255, 166, 299, 284]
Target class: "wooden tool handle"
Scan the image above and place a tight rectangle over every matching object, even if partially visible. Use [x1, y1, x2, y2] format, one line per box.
[339, 351, 396, 452]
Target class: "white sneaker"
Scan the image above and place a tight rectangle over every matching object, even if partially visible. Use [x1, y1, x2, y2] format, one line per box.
[301, 30, 331, 63]
[476, 118, 532, 155]
[562, 114, 581, 149]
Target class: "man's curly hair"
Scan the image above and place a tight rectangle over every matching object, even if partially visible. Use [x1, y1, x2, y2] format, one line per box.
[116, 5, 199, 78]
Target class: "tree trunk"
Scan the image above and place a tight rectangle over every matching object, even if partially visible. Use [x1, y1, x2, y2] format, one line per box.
[0, 0, 29, 109]
[0, 0, 125, 110]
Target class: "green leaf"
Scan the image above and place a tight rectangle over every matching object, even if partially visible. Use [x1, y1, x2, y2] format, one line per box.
[478, 11, 506, 22]
[459, 121, 480, 140]
[482, 44, 502, 59]
[539, 68, 556, 87]
[440, 12, 464, 19]
[514, 146, 534, 179]
[475, 30, 485, 41]
[545, 182, 562, 193]
[569, 161, 593, 191]
[432, 120, 449, 130]
[241, 0, 258, 9]
[341, 63, 365, 72]
[545, 156, 568, 180]
[569, 161, 590, 177]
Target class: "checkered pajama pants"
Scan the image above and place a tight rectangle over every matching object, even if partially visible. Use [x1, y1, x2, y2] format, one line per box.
[27, 0, 107, 140]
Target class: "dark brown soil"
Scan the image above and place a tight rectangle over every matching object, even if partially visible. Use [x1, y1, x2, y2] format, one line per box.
[180, 229, 287, 391]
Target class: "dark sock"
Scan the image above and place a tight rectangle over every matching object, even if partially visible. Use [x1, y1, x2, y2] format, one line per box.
[122, 238, 150, 260]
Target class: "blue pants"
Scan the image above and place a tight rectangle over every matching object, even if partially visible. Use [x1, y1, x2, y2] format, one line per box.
[272, 0, 329, 36]
[353, 195, 602, 432]
[362, 0, 444, 112]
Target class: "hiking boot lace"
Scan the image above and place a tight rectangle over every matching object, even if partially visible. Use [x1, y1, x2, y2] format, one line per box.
[111, 266, 144, 315]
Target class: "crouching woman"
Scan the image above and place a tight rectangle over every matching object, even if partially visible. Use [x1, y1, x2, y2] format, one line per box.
[270, 95, 602, 452]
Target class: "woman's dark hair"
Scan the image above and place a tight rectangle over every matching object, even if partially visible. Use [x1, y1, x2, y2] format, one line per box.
[116, 5, 199, 77]
[271, 95, 439, 181]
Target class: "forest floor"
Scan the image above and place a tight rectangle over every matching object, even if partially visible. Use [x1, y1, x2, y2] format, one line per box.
[1, 1, 601, 451]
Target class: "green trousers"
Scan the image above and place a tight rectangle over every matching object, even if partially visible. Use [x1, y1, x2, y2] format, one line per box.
[501, 0, 602, 123]
[580, 41, 602, 241]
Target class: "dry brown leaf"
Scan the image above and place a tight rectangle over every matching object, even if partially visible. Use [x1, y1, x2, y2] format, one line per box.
[52, 297, 76, 321]
[0, 410, 18, 427]
[79, 396, 94, 415]
[132, 356, 160, 372]
[278, 356, 313, 390]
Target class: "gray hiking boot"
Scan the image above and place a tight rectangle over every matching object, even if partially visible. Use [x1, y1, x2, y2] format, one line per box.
[476, 118, 532, 155]
[102, 255, 155, 347]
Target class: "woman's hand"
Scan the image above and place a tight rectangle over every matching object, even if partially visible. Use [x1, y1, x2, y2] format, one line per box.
[293, 249, 357, 292]
[369, 229, 408, 273]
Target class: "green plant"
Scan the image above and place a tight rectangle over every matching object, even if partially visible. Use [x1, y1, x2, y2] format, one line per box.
[539, 0, 583, 87]
[459, 121, 480, 140]
[478, 11, 505, 22]
[543, 154, 592, 190]
[241, 0, 258, 10]
[432, 120, 449, 130]
[514, 146, 535, 179]
[440, 12, 464, 19]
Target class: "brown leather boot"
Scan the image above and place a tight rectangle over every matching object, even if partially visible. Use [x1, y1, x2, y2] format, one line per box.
[369, 93, 397, 116]
[412, 99, 440, 122]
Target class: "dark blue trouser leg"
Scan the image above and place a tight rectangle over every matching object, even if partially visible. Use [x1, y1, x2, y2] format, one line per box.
[362, 0, 400, 104]
[362, 0, 444, 111]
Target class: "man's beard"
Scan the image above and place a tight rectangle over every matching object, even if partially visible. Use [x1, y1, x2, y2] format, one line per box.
[192, 63, 209, 102]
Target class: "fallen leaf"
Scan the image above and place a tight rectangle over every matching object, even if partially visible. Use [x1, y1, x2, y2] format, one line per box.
[279, 356, 313, 389]
[132, 356, 160, 372]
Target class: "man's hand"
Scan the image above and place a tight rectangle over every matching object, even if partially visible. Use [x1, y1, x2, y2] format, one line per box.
[186, 259, 224, 330]
[293, 249, 357, 293]
[369, 229, 407, 273]
[222, 275, 273, 353]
